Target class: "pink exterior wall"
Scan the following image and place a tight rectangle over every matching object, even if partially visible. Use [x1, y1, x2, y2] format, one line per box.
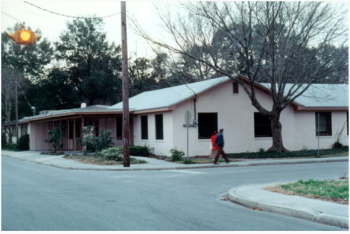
[132, 80, 347, 156]
[133, 112, 174, 156]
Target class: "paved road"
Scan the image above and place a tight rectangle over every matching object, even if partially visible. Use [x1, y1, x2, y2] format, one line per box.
[2, 156, 348, 231]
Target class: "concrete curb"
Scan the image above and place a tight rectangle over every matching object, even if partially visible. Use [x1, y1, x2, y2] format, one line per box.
[227, 186, 349, 229]
[2, 154, 348, 171]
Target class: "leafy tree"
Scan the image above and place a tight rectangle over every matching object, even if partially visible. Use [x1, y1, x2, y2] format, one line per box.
[128, 57, 158, 96]
[54, 17, 122, 106]
[1, 23, 53, 81]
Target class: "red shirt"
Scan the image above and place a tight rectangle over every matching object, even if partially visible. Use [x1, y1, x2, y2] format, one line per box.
[211, 134, 219, 150]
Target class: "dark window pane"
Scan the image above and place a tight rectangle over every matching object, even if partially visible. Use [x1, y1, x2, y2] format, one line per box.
[141, 115, 148, 140]
[233, 82, 239, 94]
[315, 112, 332, 136]
[155, 114, 163, 140]
[116, 117, 122, 138]
[198, 113, 218, 139]
[254, 113, 272, 137]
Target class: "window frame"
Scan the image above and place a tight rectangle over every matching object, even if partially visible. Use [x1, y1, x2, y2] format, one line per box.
[315, 112, 332, 136]
[141, 115, 148, 140]
[198, 112, 218, 139]
[155, 114, 164, 140]
[254, 112, 272, 138]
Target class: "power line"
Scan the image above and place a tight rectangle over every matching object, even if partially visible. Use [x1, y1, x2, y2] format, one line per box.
[24, 1, 121, 19]
[1, 11, 21, 23]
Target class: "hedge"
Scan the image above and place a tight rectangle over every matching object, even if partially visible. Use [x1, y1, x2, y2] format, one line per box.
[17, 134, 30, 151]
[130, 145, 149, 156]
[227, 146, 348, 159]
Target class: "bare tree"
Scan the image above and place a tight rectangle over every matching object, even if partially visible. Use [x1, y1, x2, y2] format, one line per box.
[1, 67, 27, 144]
[131, 1, 348, 152]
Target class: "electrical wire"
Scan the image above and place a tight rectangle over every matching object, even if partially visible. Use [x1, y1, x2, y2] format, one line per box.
[1, 11, 63, 31]
[24, 1, 121, 19]
[1, 11, 21, 22]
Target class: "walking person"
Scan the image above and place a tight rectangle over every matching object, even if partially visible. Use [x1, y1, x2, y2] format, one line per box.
[213, 128, 231, 165]
[209, 131, 219, 160]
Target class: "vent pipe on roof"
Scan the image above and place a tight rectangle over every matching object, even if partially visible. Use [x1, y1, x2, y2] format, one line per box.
[81, 103, 87, 108]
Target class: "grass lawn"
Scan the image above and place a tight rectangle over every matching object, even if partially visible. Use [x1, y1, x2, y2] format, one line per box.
[265, 179, 349, 204]
[63, 154, 147, 166]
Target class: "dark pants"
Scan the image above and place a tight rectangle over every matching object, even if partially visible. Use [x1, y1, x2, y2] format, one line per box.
[214, 147, 230, 163]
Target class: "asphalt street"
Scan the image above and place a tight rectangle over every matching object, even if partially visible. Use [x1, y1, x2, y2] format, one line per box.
[1, 156, 348, 231]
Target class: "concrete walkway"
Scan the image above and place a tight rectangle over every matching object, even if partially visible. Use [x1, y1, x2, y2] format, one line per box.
[1, 150, 348, 171]
[2, 150, 348, 229]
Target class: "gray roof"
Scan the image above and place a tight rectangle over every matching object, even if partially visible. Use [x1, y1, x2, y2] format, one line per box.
[108, 76, 231, 111]
[258, 83, 348, 108]
[109, 76, 348, 111]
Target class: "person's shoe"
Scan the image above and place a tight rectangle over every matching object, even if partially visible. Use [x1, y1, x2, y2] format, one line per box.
[226, 160, 231, 164]
[213, 163, 220, 165]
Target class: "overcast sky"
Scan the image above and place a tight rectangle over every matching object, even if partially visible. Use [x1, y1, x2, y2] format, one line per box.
[1, 1, 170, 59]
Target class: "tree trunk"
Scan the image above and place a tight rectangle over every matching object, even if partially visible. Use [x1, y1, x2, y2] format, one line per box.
[267, 112, 289, 152]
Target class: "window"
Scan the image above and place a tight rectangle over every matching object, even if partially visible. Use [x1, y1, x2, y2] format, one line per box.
[315, 112, 332, 136]
[20, 124, 28, 136]
[141, 115, 148, 140]
[233, 82, 239, 94]
[116, 117, 122, 138]
[254, 113, 272, 137]
[155, 114, 163, 140]
[11, 125, 16, 136]
[198, 113, 218, 139]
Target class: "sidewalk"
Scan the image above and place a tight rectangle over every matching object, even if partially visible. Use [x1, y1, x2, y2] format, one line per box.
[2, 150, 348, 228]
[1, 150, 348, 171]
[227, 183, 349, 229]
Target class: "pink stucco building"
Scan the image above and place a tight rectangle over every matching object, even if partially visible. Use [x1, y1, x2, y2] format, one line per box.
[8, 76, 349, 156]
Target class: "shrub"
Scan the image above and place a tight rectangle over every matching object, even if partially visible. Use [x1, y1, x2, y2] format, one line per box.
[130, 145, 149, 156]
[334, 142, 343, 149]
[4, 143, 17, 150]
[183, 159, 195, 164]
[44, 126, 64, 153]
[258, 148, 265, 153]
[98, 147, 123, 161]
[170, 148, 185, 161]
[17, 134, 29, 151]
[63, 153, 70, 158]
[227, 148, 348, 159]
[77, 125, 114, 153]
[2, 132, 7, 148]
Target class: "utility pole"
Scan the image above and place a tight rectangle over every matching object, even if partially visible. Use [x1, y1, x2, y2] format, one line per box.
[121, 1, 130, 167]
[15, 80, 18, 143]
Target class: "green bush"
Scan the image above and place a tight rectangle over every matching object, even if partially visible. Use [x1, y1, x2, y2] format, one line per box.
[44, 126, 64, 153]
[170, 148, 185, 161]
[4, 143, 18, 150]
[98, 147, 123, 161]
[77, 125, 115, 153]
[227, 148, 348, 159]
[17, 134, 29, 151]
[130, 145, 149, 156]
[2, 132, 7, 148]
[341, 145, 349, 151]
[183, 159, 195, 164]
[334, 142, 343, 149]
